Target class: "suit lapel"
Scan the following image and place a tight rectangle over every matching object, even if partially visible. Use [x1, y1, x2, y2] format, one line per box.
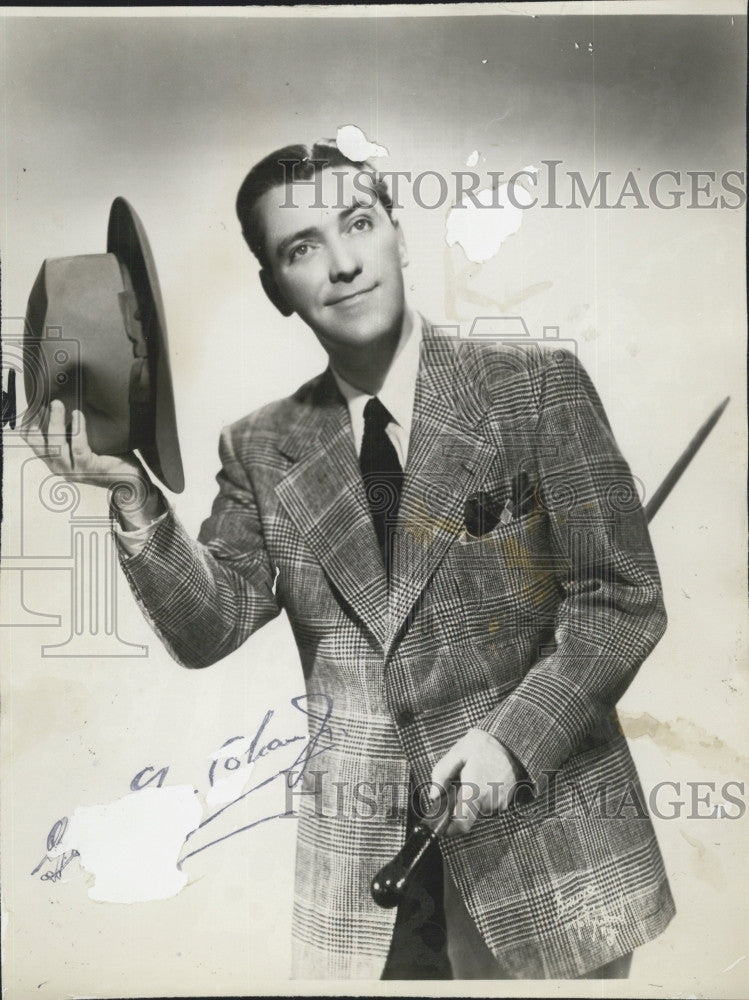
[273, 331, 503, 655]
[387, 330, 499, 651]
[274, 371, 390, 650]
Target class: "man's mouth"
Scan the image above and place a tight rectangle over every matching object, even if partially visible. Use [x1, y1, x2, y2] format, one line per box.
[327, 285, 377, 306]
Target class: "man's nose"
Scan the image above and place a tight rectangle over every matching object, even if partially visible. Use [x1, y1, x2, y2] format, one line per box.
[327, 238, 362, 283]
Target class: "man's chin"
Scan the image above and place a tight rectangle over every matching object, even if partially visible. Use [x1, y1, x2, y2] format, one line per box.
[316, 316, 403, 352]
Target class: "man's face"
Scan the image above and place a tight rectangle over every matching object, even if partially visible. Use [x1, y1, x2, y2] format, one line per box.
[256, 166, 407, 354]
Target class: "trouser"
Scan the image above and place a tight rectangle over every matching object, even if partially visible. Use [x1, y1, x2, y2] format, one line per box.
[380, 790, 633, 981]
[380, 785, 452, 980]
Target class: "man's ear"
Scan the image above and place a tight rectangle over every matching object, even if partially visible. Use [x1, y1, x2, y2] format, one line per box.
[394, 221, 409, 268]
[260, 268, 294, 318]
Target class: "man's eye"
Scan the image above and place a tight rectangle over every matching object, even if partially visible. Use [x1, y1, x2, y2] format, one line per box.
[289, 243, 312, 262]
[350, 216, 373, 232]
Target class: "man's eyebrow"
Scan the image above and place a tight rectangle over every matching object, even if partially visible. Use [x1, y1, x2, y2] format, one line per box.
[275, 226, 320, 260]
[274, 196, 377, 260]
[339, 195, 376, 219]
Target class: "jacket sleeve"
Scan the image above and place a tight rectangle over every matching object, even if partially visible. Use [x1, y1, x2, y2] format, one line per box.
[475, 349, 667, 786]
[117, 422, 281, 668]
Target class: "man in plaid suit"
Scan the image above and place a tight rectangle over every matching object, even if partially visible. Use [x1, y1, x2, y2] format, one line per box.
[27, 141, 675, 980]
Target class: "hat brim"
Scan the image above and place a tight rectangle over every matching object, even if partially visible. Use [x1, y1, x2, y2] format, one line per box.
[107, 197, 185, 493]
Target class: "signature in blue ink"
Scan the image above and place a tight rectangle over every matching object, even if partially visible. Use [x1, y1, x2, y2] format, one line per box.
[31, 816, 80, 882]
[180, 693, 339, 863]
[33, 693, 340, 886]
[206, 706, 305, 789]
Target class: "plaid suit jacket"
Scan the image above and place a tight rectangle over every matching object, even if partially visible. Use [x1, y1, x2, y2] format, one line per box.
[120, 327, 675, 979]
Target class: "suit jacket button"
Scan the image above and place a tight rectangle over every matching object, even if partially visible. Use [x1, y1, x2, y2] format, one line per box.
[396, 709, 415, 727]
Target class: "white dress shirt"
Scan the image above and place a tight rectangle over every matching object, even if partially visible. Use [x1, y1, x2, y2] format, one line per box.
[330, 309, 422, 467]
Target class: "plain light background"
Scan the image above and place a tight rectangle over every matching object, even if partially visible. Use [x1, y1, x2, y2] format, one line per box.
[1, 6, 747, 998]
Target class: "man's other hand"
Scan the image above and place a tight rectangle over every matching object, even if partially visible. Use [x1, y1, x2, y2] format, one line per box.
[430, 728, 521, 837]
[21, 399, 163, 529]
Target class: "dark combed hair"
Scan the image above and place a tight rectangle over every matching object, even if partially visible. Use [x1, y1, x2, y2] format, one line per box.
[235, 139, 394, 269]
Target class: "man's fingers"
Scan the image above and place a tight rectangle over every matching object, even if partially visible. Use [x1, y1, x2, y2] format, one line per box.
[446, 791, 480, 836]
[21, 413, 65, 469]
[32, 400, 71, 470]
[443, 778, 482, 837]
[22, 423, 47, 459]
[47, 399, 67, 439]
[430, 744, 466, 799]
[446, 815, 476, 836]
[20, 417, 44, 450]
[69, 410, 94, 469]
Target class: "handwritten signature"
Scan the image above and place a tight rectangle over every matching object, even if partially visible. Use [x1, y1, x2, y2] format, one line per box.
[30, 817, 80, 882]
[180, 692, 337, 863]
[32, 693, 338, 884]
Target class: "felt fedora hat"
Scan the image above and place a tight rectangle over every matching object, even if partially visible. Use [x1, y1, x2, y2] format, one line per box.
[24, 197, 184, 492]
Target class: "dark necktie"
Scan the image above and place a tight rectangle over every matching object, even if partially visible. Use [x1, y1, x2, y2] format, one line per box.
[359, 397, 404, 576]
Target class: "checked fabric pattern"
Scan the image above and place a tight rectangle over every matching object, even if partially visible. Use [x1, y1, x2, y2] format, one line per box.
[118, 328, 675, 979]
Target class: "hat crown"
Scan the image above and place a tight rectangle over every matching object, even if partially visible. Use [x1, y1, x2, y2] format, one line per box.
[24, 199, 184, 492]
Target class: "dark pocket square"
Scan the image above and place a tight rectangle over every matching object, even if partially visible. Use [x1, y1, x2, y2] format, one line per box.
[464, 491, 503, 538]
[464, 474, 538, 538]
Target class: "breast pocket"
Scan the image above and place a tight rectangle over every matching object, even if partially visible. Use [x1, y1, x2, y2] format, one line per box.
[448, 509, 560, 639]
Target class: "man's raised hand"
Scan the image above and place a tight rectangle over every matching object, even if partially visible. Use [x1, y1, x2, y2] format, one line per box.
[21, 399, 164, 529]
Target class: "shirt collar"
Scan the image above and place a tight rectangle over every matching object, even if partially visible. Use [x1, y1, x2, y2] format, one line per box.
[331, 309, 423, 445]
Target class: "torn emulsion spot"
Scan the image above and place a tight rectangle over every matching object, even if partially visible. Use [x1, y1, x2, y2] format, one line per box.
[52, 785, 202, 903]
[446, 180, 534, 264]
[466, 150, 479, 167]
[336, 125, 388, 161]
[205, 736, 258, 807]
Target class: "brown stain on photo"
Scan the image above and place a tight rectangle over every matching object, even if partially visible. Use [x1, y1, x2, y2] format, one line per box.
[619, 710, 749, 772]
